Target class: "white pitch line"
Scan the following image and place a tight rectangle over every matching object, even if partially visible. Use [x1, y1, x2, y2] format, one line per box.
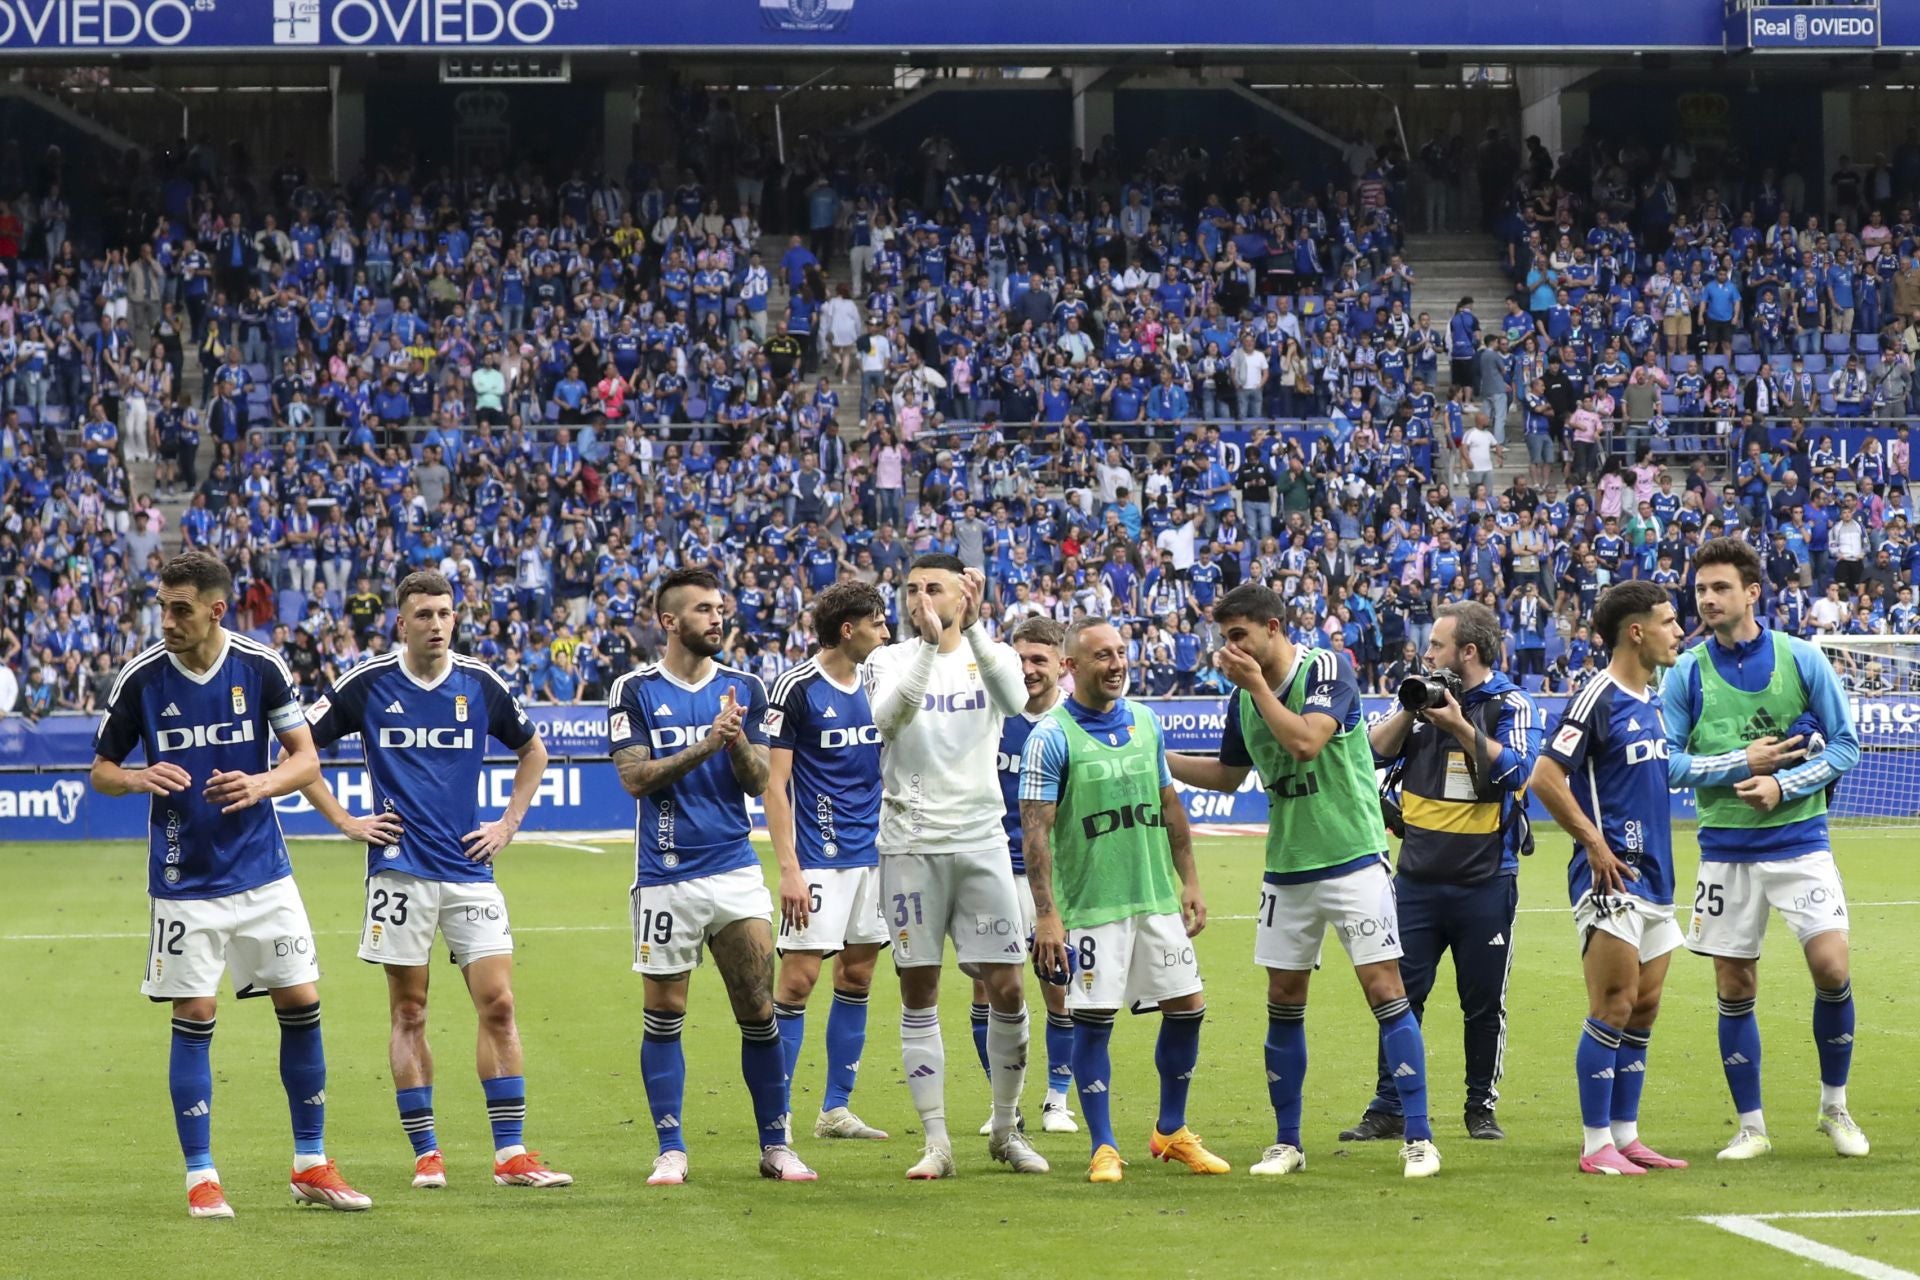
[1696, 1215, 1920, 1280]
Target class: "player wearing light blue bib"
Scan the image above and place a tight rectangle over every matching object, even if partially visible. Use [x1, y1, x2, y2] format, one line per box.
[1532, 581, 1689, 1176]
[608, 568, 814, 1184]
[1660, 537, 1867, 1160]
[89, 551, 368, 1218]
[303, 570, 570, 1191]
[766, 582, 892, 1144]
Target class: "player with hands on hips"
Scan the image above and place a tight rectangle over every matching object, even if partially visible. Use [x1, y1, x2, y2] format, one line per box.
[301, 570, 571, 1191]
[1531, 581, 1690, 1176]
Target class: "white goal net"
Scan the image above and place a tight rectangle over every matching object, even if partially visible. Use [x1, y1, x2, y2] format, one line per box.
[1809, 635, 1920, 831]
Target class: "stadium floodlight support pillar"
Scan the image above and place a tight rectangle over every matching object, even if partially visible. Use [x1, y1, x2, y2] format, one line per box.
[1515, 66, 1590, 165]
[1071, 65, 1124, 158]
[330, 64, 367, 187]
[1823, 88, 1853, 190]
[603, 81, 636, 185]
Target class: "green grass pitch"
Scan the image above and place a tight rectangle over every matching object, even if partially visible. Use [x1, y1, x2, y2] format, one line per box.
[3, 829, 1917, 1278]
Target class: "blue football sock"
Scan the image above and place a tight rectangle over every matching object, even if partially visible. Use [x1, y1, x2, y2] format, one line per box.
[482, 1075, 526, 1154]
[1577, 1017, 1623, 1132]
[396, 1085, 437, 1157]
[774, 1001, 806, 1112]
[822, 988, 869, 1113]
[1717, 996, 1764, 1115]
[1612, 1027, 1651, 1124]
[169, 1015, 216, 1171]
[969, 1002, 992, 1081]
[740, 1017, 790, 1148]
[276, 1001, 326, 1157]
[1375, 997, 1432, 1143]
[1265, 1001, 1307, 1149]
[1070, 1011, 1117, 1154]
[1814, 984, 1855, 1089]
[1045, 1011, 1075, 1098]
[641, 1009, 687, 1154]
[1154, 1006, 1204, 1135]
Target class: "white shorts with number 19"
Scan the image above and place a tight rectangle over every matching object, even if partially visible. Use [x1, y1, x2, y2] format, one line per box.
[630, 866, 774, 976]
[358, 871, 514, 968]
[141, 876, 320, 1000]
[880, 847, 1025, 971]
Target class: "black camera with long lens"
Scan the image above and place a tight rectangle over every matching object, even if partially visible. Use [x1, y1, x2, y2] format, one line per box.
[1398, 668, 1464, 713]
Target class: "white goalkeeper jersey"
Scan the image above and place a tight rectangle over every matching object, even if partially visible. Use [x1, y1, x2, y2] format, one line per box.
[864, 627, 1028, 857]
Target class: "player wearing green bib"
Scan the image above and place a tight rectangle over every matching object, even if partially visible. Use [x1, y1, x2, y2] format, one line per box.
[1023, 618, 1223, 1185]
[1660, 538, 1867, 1161]
[1168, 585, 1440, 1181]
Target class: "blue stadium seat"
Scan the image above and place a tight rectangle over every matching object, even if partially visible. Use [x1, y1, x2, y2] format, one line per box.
[1820, 394, 1837, 412]
[278, 591, 307, 626]
[1522, 673, 1547, 693]
[1825, 334, 1852, 354]
[1856, 334, 1879, 353]
[1732, 334, 1754, 354]
[1667, 355, 1690, 373]
[1704, 355, 1729, 372]
[376, 299, 394, 316]
[1734, 355, 1762, 375]
[1802, 355, 1828, 374]
[1660, 393, 1678, 412]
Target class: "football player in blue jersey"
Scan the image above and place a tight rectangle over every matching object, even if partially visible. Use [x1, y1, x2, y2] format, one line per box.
[89, 551, 371, 1219]
[767, 581, 892, 1143]
[972, 615, 1077, 1136]
[301, 570, 571, 1191]
[607, 568, 813, 1183]
[1531, 580, 1690, 1176]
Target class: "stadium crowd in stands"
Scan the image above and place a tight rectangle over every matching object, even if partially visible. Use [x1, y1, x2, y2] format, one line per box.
[4, 115, 1920, 720]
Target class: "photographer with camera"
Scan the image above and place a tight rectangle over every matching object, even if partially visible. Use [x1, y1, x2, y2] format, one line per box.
[1338, 602, 1542, 1145]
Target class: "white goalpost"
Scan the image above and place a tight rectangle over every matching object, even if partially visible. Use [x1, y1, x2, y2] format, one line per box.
[1808, 634, 1920, 831]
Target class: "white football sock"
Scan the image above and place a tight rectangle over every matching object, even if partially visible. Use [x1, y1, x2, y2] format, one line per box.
[1821, 1084, 1848, 1112]
[186, 1167, 220, 1190]
[1738, 1109, 1767, 1135]
[496, 1144, 526, 1161]
[986, 1006, 1030, 1138]
[900, 1006, 949, 1148]
[293, 1152, 328, 1173]
[1610, 1120, 1639, 1148]
[1582, 1126, 1613, 1157]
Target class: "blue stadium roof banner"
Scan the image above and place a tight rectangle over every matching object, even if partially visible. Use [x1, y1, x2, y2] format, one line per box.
[0, 0, 1912, 53]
